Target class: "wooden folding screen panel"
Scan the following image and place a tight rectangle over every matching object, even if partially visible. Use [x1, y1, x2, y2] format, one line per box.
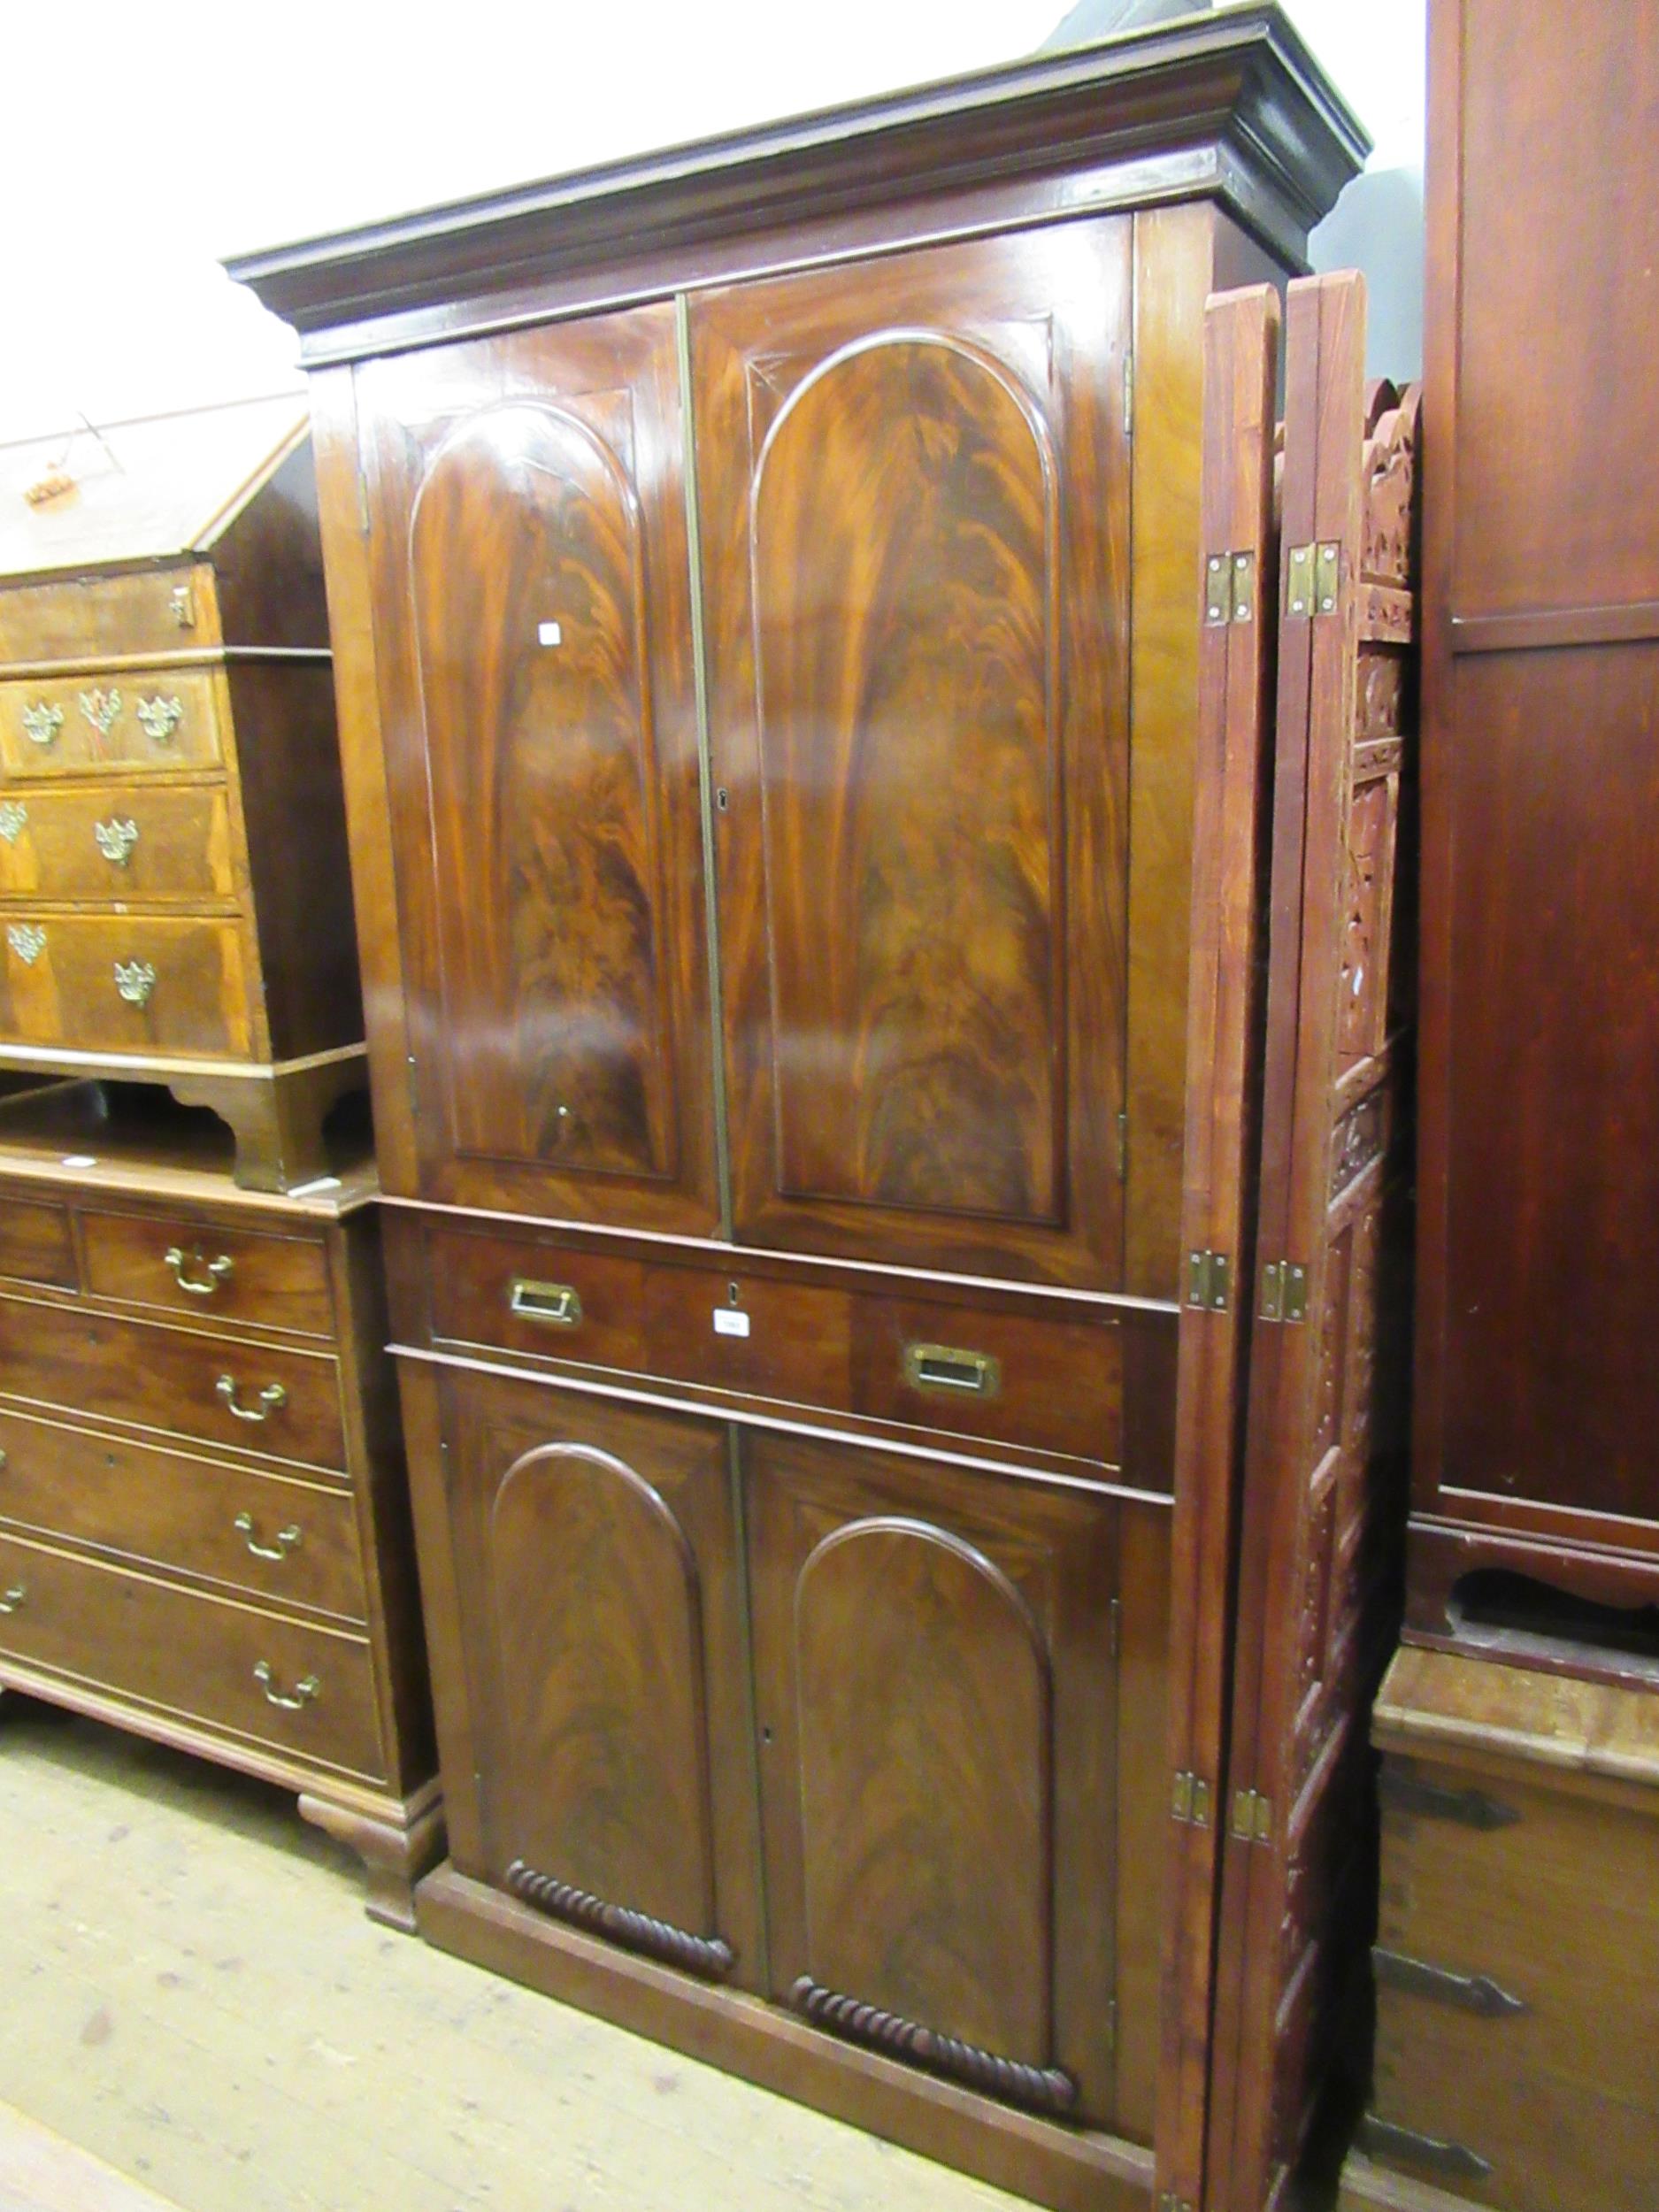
[1202, 274, 1421, 2212]
[1156, 283, 1281, 2212]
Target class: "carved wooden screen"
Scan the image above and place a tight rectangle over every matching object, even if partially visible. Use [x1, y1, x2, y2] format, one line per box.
[1202, 273, 1419, 2212]
[1156, 283, 1282, 2212]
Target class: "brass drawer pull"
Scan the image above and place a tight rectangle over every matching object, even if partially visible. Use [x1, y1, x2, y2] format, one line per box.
[94, 818, 140, 866]
[509, 1278, 584, 1328]
[0, 1583, 23, 1614]
[0, 802, 27, 843]
[135, 695, 183, 743]
[7, 923, 46, 965]
[79, 687, 121, 735]
[252, 1660, 319, 1711]
[902, 1342, 1002, 1397]
[217, 1375, 288, 1423]
[165, 1244, 234, 1296]
[20, 701, 63, 748]
[113, 958, 157, 1007]
[1356, 2116, 1492, 2187]
[234, 1511, 302, 1562]
[1372, 1947, 1527, 2018]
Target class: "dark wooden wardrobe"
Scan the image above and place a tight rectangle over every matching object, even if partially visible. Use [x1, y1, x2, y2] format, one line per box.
[230, 11, 1368, 2208]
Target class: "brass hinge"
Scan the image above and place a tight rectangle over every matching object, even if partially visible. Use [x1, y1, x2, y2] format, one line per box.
[1186, 1248, 1230, 1312]
[1204, 549, 1257, 625]
[1116, 1109, 1128, 1181]
[1171, 1770, 1212, 1828]
[1286, 540, 1341, 618]
[1123, 349, 1134, 439]
[1231, 1786, 1273, 1843]
[1258, 1259, 1308, 1323]
[1109, 1594, 1121, 1662]
[357, 468, 372, 534]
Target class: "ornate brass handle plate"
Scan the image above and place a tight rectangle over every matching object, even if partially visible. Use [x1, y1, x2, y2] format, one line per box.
[95, 818, 139, 866]
[902, 1342, 1002, 1397]
[20, 702, 63, 748]
[0, 1583, 23, 1614]
[7, 923, 46, 965]
[113, 958, 156, 1007]
[165, 1245, 233, 1296]
[234, 1512, 302, 1562]
[217, 1375, 288, 1423]
[79, 687, 121, 735]
[0, 801, 27, 843]
[135, 695, 182, 744]
[252, 1661, 319, 1711]
[509, 1278, 584, 1327]
[168, 583, 195, 629]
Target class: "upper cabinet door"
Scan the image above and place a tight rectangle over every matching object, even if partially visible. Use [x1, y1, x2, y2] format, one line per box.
[355, 307, 718, 1231]
[691, 222, 1133, 1287]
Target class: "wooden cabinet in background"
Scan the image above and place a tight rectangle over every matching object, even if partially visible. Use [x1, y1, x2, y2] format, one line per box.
[0, 1082, 437, 1926]
[0, 399, 365, 1188]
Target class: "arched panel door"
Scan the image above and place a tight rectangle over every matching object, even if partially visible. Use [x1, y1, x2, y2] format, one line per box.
[354, 306, 718, 1230]
[691, 222, 1133, 1286]
[436, 1371, 763, 1988]
[744, 1430, 1123, 2124]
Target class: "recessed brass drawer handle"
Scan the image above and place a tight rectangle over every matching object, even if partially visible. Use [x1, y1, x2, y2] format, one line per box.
[252, 1660, 319, 1711]
[95, 818, 140, 866]
[21, 701, 63, 748]
[165, 1245, 234, 1296]
[902, 1342, 1002, 1397]
[217, 1375, 288, 1423]
[113, 958, 156, 1007]
[0, 1583, 23, 1614]
[135, 695, 183, 743]
[509, 1278, 584, 1327]
[234, 1512, 302, 1562]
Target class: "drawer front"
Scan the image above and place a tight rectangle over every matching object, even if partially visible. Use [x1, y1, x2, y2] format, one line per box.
[425, 1225, 1123, 1471]
[81, 1208, 334, 1336]
[0, 1294, 347, 1471]
[0, 669, 224, 779]
[0, 1530, 382, 1778]
[0, 1409, 365, 1621]
[0, 567, 219, 664]
[0, 910, 255, 1057]
[0, 783, 237, 903]
[0, 1194, 75, 1288]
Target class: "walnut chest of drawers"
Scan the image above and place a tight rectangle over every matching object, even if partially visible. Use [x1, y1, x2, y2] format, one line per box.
[0, 397, 365, 1189]
[0, 1081, 437, 1926]
[1340, 1646, 1659, 2212]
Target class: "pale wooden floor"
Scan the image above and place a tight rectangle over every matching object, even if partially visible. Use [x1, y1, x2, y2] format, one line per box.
[0, 1696, 1027, 2212]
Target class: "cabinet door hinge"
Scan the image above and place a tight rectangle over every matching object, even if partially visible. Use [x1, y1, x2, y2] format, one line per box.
[1285, 540, 1341, 618]
[1204, 549, 1257, 626]
[1230, 1786, 1273, 1843]
[1109, 1594, 1121, 1662]
[356, 468, 371, 535]
[1123, 349, 1134, 438]
[1258, 1259, 1308, 1323]
[1186, 1248, 1230, 1312]
[1115, 1109, 1127, 1181]
[1171, 1770, 1212, 1828]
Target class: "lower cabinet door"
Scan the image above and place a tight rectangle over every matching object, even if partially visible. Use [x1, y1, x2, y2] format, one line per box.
[438, 1371, 764, 1990]
[745, 1431, 1120, 2124]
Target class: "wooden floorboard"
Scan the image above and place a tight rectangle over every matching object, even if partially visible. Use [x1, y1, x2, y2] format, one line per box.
[0, 1695, 1028, 2212]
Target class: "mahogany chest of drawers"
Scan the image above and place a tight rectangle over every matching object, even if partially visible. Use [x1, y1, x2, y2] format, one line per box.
[0, 397, 365, 1189]
[0, 1082, 436, 1925]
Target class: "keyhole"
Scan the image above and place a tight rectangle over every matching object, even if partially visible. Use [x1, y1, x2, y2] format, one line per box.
[715, 787, 730, 811]
[727, 1281, 741, 1307]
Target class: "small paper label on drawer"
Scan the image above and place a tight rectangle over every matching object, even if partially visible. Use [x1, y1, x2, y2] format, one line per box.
[712, 1308, 750, 1338]
[537, 620, 563, 647]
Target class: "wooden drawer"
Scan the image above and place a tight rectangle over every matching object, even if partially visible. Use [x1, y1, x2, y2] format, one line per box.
[81, 1208, 334, 1336]
[0, 1294, 346, 1471]
[0, 567, 218, 665]
[0, 910, 254, 1057]
[1370, 1748, 1659, 2203]
[425, 1225, 1124, 1471]
[0, 1408, 365, 1622]
[0, 669, 224, 779]
[0, 1528, 381, 1778]
[0, 1194, 74, 1288]
[0, 782, 236, 903]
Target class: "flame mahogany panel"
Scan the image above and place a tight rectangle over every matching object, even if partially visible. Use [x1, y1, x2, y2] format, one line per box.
[692, 222, 1132, 1286]
[355, 306, 718, 1231]
[744, 1428, 1121, 2124]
